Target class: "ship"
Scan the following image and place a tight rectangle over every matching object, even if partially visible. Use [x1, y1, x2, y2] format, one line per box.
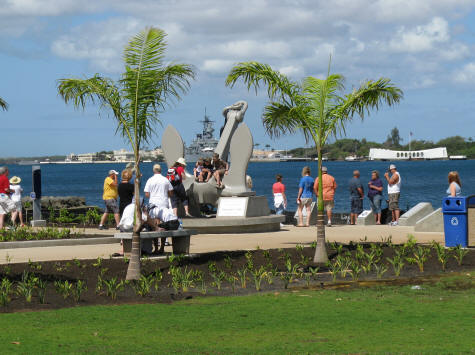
[184, 110, 219, 163]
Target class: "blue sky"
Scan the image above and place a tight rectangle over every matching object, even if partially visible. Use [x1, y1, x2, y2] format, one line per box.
[1, 0, 475, 157]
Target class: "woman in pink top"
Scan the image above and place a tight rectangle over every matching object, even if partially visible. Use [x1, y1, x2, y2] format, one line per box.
[272, 174, 287, 216]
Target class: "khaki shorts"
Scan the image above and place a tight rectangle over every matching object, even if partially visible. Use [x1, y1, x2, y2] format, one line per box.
[323, 200, 334, 211]
[388, 193, 400, 211]
[299, 198, 312, 207]
[0, 194, 15, 214]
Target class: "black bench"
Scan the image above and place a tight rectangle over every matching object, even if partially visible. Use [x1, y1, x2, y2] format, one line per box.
[114, 229, 197, 255]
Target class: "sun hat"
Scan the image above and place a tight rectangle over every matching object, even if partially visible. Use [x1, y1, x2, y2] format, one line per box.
[109, 169, 119, 175]
[321, 166, 328, 172]
[9, 176, 21, 184]
[389, 164, 396, 170]
[176, 157, 187, 166]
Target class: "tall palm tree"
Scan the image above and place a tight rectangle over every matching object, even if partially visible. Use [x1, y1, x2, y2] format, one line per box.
[0, 97, 8, 111]
[58, 27, 195, 279]
[226, 61, 403, 263]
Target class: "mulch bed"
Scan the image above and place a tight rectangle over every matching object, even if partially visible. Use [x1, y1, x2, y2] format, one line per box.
[0, 243, 474, 313]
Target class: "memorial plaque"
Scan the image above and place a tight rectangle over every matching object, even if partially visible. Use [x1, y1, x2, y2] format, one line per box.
[217, 197, 248, 217]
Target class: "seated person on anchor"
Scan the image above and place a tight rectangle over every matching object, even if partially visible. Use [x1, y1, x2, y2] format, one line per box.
[194, 159, 204, 182]
[211, 153, 229, 188]
[146, 204, 180, 254]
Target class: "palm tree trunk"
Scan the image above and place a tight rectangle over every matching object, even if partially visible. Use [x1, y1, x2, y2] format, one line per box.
[126, 158, 142, 280]
[313, 147, 328, 264]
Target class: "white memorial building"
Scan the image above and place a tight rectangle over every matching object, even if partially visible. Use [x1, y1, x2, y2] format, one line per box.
[368, 147, 448, 160]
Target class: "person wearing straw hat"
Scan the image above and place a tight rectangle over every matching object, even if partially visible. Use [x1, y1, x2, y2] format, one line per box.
[9, 176, 25, 227]
[0, 166, 15, 229]
[168, 157, 193, 218]
[98, 169, 120, 230]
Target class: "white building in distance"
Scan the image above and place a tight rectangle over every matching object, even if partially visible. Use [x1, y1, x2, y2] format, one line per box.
[368, 147, 448, 160]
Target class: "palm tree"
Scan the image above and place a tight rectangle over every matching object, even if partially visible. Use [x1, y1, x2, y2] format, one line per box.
[226, 61, 403, 263]
[0, 97, 8, 111]
[58, 27, 195, 279]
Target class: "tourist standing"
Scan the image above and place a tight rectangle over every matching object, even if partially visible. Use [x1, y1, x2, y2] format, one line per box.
[0, 166, 15, 229]
[447, 171, 462, 197]
[99, 170, 120, 230]
[211, 153, 229, 188]
[9, 176, 25, 227]
[313, 166, 337, 227]
[367, 170, 383, 224]
[168, 157, 192, 218]
[272, 174, 287, 216]
[118, 169, 134, 216]
[349, 170, 364, 225]
[384, 164, 401, 226]
[297, 166, 314, 227]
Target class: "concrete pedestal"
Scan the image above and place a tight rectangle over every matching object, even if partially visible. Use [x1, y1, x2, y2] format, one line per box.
[357, 210, 376, 225]
[414, 208, 443, 232]
[293, 202, 318, 225]
[31, 220, 46, 227]
[399, 202, 433, 226]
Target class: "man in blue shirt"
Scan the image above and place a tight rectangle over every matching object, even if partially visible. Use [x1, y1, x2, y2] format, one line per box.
[348, 170, 364, 225]
[297, 166, 314, 227]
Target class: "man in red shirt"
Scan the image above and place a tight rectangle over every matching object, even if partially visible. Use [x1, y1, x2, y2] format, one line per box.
[313, 166, 337, 226]
[0, 166, 15, 229]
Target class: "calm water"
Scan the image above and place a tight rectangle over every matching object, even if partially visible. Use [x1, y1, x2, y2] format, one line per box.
[6, 160, 475, 212]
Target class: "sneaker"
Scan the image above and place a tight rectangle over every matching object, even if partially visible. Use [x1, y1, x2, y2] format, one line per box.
[280, 223, 284, 228]
[392, 221, 399, 226]
[116, 226, 120, 230]
[98, 225, 108, 230]
[327, 221, 332, 227]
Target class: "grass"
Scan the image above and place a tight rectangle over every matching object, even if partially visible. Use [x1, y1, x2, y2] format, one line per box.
[0, 273, 474, 354]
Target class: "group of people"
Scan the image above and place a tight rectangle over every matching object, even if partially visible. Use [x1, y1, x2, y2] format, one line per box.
[193, 153, 229, 188]
[0, 166, 25, 229]
[273, 165, 464, 227]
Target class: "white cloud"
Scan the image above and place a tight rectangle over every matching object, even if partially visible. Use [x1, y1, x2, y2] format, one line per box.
[453, 62, 475, 83]
[202, 59, 234, 74]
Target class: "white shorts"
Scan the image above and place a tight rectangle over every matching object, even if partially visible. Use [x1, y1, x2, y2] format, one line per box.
[0, 194, 16, 214]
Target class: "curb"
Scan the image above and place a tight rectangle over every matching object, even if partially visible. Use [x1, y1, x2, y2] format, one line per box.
[0, 237, 118, 250]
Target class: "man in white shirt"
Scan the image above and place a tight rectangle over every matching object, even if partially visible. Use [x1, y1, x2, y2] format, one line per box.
[384, 164, 402, 226]
[144, 164, 173, 209]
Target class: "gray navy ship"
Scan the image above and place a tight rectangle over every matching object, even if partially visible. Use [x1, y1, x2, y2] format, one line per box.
[185, 110, 219, 162]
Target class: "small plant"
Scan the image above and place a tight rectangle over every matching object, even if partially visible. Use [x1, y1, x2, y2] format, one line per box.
[237, 268, 248, 289]
[17, 271, 37, 303]
[406, 246, 430, 272]
[299, 254, 311, 267]
[36, 278, 47, 304]
[250, 266, 268, 292]
[374, 264, 388, 279]
[28, 259, 42, 271]
[335, 255, 350, 278]
[73, 280, 87, 302]
[308, 266, 319, 280]
[133, 274, 154, 297]
[0, 278, 13, 307]
[208, 261, 217, 273]
[245, 251, 254, 271]
[295, 244, 304, 252]
[226, 273, 238, 293]
[92, 257, 103, 268]
[153, 268, 163, 291]
[326, 260, 339, 282]
[451, 245, 469, 266]
[400, 235, 417, 256]
[54, 280, 73, 300]
[103, 277, 125, 300]
[310, 240, 317, 249]
[223, 255, 233, 270]
[168, 253, 184, 267]
[349, 261, 362, 281]
[281, 256, 299, 289]
[210, 270, 226, 290]
[332, 242, 343, 255]
[193, 270, 206, 294]
[72, 258, 82, 268]
[387, 254, 405, 276]
[262, 249, 271, 261]
[432, 241, 450, 271]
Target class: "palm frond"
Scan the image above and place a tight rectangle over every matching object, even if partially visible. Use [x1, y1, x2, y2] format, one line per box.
[263, 102, 312, 142]
[225, 61, 300, 104]
[0, 96, 8, 111]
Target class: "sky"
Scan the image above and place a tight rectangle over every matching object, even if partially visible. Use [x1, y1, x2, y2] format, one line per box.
[0, 0, 475, 157]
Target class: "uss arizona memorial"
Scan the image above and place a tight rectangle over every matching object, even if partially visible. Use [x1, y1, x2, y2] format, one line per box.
[368, 147, 449, 160]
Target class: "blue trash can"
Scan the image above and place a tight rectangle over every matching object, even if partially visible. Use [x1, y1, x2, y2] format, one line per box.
[442, 197, 468, 247]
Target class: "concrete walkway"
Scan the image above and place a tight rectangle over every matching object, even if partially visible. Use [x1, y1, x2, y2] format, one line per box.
[0, 225, 444, 264]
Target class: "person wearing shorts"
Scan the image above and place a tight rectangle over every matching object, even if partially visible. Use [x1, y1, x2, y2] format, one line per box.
[0, 166, 15, 229]
[211, 153, 229, 188]
[99, 170, 120, 230]
[348, 170, 364, 225]
[384, 164, 401, 226]
[9, 176, 24, 227]
[169, 158, 192, 218]
[368, 170, 383, 224]
[313, 166, 337, 226]
[297, 166, 314, 227]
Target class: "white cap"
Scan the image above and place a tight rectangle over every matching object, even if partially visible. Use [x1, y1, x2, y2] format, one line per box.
[321, 166, 328, 172]
[389, 164, 396, 170]
[109, 169, 119, 175]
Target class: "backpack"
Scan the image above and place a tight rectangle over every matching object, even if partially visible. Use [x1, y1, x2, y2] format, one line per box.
[167, 167, 181, 186]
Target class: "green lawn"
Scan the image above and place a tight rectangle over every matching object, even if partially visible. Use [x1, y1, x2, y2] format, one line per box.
[0, 274, 474, 354]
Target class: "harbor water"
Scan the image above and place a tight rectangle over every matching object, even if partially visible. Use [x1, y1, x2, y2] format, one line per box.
[6, 160, 474, 213]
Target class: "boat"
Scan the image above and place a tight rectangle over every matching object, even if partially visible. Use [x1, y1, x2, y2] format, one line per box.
[345, 155, 362, 162]
[449, 155, 467, 160]
[184, 110, 219, 162]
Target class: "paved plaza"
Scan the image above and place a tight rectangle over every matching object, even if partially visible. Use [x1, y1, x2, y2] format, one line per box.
[0, 225, 444, 264]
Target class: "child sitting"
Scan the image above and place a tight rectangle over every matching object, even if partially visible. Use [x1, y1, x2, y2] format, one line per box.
[194, 159, 204, 182]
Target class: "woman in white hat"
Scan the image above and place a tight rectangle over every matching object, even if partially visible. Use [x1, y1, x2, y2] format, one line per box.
[168, 157, 193, 218]
[9, 176, 25, 227]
